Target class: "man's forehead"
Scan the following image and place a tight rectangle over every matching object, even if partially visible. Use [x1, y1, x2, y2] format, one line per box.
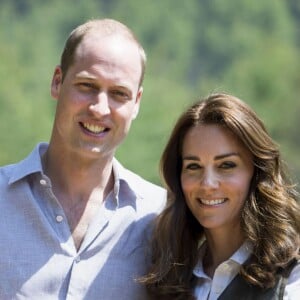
[76, 34, 140, 68]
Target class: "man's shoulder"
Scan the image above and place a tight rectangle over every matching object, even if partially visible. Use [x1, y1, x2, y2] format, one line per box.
[122, 166, 166, 196]
[114, 159, 166, 207]
[0, 163, 17, 185]
[0, 143, 45, 187]
[125, 169, 167, 213]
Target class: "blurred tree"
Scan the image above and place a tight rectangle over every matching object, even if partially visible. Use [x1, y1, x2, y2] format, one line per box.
[0, 0, 299, 184]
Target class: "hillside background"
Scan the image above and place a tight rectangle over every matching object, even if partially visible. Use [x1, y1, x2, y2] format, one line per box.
[1, 0, 300, 186]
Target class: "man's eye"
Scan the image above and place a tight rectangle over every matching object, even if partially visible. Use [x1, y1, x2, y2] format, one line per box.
[81, 82, 94, 88]
[111, 90, 129, 99]
[77, 82, 96, 91]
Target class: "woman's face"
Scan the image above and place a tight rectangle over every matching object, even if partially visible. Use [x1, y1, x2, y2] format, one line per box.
[181, 124, 254, 232]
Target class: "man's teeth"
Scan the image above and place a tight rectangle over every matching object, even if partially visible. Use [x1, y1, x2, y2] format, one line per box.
[83, 123, 105, 133]
[200, 199, 225, 205]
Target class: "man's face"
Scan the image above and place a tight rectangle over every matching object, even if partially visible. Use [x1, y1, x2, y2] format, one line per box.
[50, 33, 143, 159]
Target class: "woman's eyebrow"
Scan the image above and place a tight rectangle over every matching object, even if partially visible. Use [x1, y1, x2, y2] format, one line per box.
[182, 153, 240, 161]
[215, 152, 239, 160]
[182, 155, 200, 161]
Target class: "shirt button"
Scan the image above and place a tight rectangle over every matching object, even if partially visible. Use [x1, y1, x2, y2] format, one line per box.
[40, 179, 47, 186]
[56, 215, 64, 223]
[75, 256, 81, 263]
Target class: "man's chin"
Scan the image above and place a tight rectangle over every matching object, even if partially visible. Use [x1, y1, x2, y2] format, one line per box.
[91, 147, 101, 153]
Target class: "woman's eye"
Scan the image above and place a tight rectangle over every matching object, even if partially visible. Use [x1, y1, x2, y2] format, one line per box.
[185, 163, 201, 170]
[219, 161, 236, 169]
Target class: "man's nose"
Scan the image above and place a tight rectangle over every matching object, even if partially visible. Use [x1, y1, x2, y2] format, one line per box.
[89, 92, 110, 115]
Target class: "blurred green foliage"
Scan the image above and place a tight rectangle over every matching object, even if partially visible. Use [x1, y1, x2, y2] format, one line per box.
[0, 0, 299, 186]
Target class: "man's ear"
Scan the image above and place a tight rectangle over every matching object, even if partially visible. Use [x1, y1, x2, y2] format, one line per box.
[132, 86, 143, 119]
[50, 66, 63, 99]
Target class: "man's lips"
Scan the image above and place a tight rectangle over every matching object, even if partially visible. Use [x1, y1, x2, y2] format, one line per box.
[80, 122, 109, 134]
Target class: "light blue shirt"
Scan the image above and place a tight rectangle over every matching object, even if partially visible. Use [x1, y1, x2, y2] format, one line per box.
[0, 143, 166, 300]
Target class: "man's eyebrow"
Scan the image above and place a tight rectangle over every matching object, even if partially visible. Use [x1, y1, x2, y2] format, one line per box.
[75, 74, 96, 80]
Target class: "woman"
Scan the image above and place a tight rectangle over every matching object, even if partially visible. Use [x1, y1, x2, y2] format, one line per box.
[141, 93, 300, 299]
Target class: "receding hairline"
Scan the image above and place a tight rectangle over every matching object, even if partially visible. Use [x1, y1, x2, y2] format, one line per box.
[60, 18, 146, 85]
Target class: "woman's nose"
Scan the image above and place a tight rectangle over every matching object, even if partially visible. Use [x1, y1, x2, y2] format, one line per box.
[200, 170, 219, 189]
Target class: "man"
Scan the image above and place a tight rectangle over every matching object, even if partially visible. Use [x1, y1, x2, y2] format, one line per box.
[0, 19, 166, 299]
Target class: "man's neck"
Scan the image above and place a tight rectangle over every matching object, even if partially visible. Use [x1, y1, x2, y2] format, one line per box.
[42, 146, 115, 251]
[43, 143, 114, 195]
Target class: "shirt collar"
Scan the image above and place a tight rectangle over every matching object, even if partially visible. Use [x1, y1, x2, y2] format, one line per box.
[8, 142, 47, 184]
[112, 158, 142, 196]
[193, 240, 253, 278]
[193, 240, 209, 278]
[112, 158, 143, 210]
[230, 240, 253, 265]
[8, 144, 140, 208]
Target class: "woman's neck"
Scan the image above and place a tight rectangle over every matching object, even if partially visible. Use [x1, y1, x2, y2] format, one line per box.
[203, 226, 245, 277]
